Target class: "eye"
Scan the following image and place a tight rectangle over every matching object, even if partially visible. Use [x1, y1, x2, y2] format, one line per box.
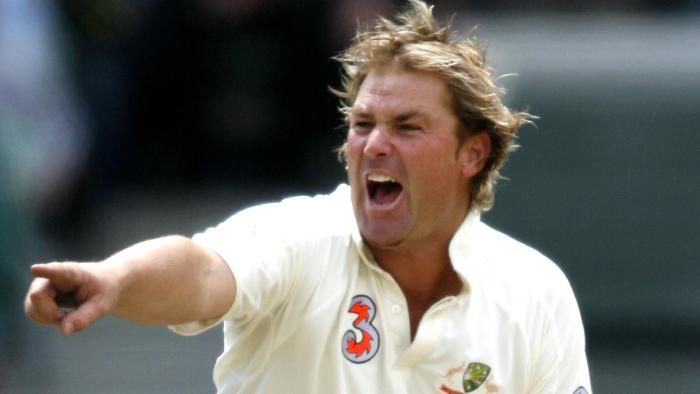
[351, 121, 374, 134]
[398, 123, 422, 132]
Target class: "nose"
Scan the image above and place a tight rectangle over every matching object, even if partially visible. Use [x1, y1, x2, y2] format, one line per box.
[363, 127, 392, 158]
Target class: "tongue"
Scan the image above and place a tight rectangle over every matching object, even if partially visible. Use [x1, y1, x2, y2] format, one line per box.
[374, 182, 402, 205]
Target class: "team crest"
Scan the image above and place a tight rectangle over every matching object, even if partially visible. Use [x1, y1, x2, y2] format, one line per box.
[440, 362, 496, 393]
[463, 363, 491, 392]
[341, 295, 380, 363]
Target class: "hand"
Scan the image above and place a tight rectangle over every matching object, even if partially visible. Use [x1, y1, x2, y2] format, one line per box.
[24, 262, 120, 336]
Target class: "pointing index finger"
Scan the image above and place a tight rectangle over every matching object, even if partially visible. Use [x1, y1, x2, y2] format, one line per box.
[30, 262, 85, 293]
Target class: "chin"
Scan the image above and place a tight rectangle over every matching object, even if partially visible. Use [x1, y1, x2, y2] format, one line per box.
[365, 237, 402, 250]
[360, 226, 407, 250]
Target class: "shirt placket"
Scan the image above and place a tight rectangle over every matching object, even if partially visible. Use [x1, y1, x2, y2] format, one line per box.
[394, 296, 456, 368]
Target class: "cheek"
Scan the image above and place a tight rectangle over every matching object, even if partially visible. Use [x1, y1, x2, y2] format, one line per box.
[344, 136, 363, 179]
[407, 141, 457, 172]
[405, 149, 463, 195]
[345, 135, 366, 165]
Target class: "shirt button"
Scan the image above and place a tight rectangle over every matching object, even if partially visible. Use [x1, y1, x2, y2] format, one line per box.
[391, 304, 402, 314]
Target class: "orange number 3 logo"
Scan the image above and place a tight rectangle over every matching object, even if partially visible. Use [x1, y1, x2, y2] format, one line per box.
[341, 295, 380, 363]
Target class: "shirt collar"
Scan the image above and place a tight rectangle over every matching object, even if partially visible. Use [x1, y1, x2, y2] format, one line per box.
[350, 217, 387, 275]
[448, 210, 483, 294]
[349, 207, 483, 291]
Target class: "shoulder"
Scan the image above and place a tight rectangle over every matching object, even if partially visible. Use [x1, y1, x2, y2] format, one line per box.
[475, 221, 569, 289]
[472, 224, 590, 388]
[204, 184, 354, 243]
[468, 221, 579, 319]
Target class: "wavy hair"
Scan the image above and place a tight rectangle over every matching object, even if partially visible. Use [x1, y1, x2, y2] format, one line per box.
[333, 0, 533, 212]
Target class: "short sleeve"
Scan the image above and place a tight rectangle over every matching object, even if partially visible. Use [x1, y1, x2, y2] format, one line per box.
[529, 266, 592, 393]
[169, 202, 298, 335]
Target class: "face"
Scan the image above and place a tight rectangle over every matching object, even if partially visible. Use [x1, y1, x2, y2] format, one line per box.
[346, 67, 486, 255]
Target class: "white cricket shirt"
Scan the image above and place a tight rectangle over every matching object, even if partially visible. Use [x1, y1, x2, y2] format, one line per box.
[171, 184, 591, 394]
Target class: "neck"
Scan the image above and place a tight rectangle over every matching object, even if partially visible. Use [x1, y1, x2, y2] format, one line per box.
[371, 239, 462, 339]
[374, 242, 461, 300]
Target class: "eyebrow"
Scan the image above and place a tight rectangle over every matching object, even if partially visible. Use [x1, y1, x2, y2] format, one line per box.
[394, 110, 427, 123]
[350, 109, 428, 122]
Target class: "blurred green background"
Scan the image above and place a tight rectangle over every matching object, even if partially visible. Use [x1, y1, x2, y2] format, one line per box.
[2, 0, 698, 392]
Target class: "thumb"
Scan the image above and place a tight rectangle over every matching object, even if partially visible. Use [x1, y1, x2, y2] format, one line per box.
[60, 296, 111, 336]
[31, 262, 85, 293]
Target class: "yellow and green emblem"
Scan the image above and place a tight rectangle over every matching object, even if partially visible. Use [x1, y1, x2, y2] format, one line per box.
[462, 362, 491, 392]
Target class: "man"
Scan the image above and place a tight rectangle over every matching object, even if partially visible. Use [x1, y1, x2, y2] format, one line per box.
[24, 1, 591, 393]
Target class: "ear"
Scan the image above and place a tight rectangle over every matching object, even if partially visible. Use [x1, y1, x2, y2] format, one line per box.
[458, 131, 491, 179]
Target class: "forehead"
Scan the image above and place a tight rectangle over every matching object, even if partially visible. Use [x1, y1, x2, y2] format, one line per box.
[352, 68, 454, 118]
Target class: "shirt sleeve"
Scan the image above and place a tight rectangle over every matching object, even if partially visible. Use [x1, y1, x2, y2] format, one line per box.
[169, 202, 298, 336]
[528, 266, 592, 393]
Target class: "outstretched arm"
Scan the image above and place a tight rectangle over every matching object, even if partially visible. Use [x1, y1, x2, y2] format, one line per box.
[24, 235, 235, 336]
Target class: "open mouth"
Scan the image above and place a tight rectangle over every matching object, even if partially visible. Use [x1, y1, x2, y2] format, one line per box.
[367, 174, 403, 205]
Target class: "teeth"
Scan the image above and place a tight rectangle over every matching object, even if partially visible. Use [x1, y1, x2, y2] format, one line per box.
[368, 174, 397, 183]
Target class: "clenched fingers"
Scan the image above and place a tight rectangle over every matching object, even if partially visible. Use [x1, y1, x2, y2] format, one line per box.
[60, 297, 112, 336]
[25, 277, 65, 325]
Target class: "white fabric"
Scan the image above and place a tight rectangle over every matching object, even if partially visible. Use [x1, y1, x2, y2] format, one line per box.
[171, 184, 591, 394]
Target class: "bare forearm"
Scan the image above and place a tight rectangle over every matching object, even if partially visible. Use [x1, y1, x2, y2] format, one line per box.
[25, 235, 235, 336]
[106, 235, 235, 325]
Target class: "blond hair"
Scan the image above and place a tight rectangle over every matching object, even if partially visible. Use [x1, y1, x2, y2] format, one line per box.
[333, 0, 532, 212]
